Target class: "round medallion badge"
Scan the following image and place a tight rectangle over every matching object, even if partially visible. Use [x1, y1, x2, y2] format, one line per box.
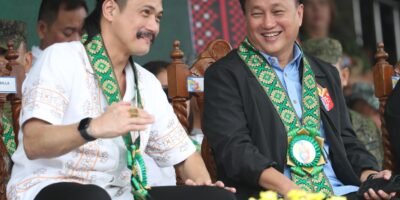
[289, 135, 321, 167]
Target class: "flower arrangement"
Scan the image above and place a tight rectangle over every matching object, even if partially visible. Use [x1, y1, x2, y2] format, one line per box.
[249, 190, 347, 200]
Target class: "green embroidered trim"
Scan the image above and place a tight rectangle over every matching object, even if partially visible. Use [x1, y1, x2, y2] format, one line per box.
[238, 38, 333, 195]
[1, 114, 16, 155]
[82, 34, 149, 199]
[292, 172, 333, 195]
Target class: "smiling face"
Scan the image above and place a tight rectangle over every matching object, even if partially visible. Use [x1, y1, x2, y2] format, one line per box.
[244, 0, 303, 59]
[106, 0, 163, 56]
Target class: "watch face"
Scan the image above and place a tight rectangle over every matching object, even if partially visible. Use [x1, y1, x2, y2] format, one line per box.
[79, 118, 91, 130]
[78, 117, 95, 141]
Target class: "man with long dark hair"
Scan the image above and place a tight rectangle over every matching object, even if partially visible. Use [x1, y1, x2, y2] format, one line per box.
[7, 0, 236, 200]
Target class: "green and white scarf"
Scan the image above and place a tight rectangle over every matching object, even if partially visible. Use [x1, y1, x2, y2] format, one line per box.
[238, 38, 333, 195]
[82, 34, 149, 200]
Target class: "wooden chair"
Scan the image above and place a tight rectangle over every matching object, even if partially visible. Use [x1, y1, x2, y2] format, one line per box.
[167, 39, 232, 182]
[0, 40, 23, 200]
[373, 43, 400, 171]
[167, 41, 191, 185]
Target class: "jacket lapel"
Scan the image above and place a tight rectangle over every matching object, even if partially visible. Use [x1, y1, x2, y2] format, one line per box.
[307, 57, 339, 135]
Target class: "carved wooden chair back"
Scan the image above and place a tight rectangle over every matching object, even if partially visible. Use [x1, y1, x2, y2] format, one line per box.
[0, 40, 22, 200]
[373, 43, 400, 171]
[167, 39, 232, 182]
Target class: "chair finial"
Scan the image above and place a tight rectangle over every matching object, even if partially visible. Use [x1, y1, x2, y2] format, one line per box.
[375, 43, 389, 63]
[171, 40, 184, 61]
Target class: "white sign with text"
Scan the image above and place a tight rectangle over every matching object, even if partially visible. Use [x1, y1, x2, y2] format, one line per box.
[0, 77, 17, 93]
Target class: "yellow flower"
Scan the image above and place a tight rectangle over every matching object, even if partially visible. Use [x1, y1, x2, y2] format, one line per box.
[249, 190, 346, 200]
[306, 192, 326, 200]
[287, 190, 308, 200]
[327, 197, 347, 200]
[259, 191, 278, 200]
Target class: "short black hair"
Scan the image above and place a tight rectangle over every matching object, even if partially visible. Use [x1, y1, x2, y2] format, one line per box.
[143, 61, 169, 76]
[38, 0, 88, 24]
[238, 0, 302, 13]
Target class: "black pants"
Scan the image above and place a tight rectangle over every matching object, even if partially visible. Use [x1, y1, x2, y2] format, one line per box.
[34, 182, 237, 200]
[344, 192, 362, 200]
[34, 183, 111, 200]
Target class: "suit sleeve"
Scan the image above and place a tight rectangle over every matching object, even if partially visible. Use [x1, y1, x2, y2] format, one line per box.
[330, 67, 380, 175]
[203, 63, 276, 187]
[385, 81, 400, 173]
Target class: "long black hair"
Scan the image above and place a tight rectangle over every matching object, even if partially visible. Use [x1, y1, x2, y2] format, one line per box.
[83, 0, 103, 44]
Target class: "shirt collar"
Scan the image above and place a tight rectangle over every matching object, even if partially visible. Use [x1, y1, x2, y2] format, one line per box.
[260, 43, 303, 70]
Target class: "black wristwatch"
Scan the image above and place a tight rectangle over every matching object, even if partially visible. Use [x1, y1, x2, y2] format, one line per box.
[78, 117, 96, 141]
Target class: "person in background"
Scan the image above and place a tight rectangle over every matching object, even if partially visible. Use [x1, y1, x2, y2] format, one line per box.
[32, 0, 88, 64]
[301, 0, 335, 40]
[347, 82, 381, 130]
[302, 37, 384, 168]
[143, 60, 169, 99]
[0, 20, 32, 76]
[0, 20, 32, 157]
[0, 20, 32, 191]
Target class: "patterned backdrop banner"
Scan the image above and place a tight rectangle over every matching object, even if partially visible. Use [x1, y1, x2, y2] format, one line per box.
[188, 0, 246, 54]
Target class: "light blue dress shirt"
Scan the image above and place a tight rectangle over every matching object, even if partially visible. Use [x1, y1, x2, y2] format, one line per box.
[260, 45, 359, 196]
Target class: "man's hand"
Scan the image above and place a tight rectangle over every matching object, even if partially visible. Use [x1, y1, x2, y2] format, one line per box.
[184, 179, 236, 193]
[259, 167, 300, 197]
[362, 170, 397, 200]
[175, 153, 236, 193]
[89, 101, 154, 138]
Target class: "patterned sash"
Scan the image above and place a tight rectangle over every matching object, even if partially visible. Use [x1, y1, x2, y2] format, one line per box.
[1, 114, 16, 155]
[238, 38, 333, 195]
[82, 34, 149, 200]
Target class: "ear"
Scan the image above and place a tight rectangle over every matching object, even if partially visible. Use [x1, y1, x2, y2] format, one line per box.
[102, 0, 119, 22]
[297, 4, 304, 27]
[37, 21, 47, 40]
[23, 51, 33, 73]
[341, 68, 350, 87]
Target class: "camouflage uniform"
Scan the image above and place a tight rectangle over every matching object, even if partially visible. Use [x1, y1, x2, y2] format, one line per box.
[302, 37, 343, 64]
[349, 110, 383, 168]
[0, 19, 27, 50]
[348, 82, 380, 110]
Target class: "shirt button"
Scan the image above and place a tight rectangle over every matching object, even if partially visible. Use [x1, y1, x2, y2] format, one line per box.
[284, 73, 288, 77]
[293, 100, 298, 104]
